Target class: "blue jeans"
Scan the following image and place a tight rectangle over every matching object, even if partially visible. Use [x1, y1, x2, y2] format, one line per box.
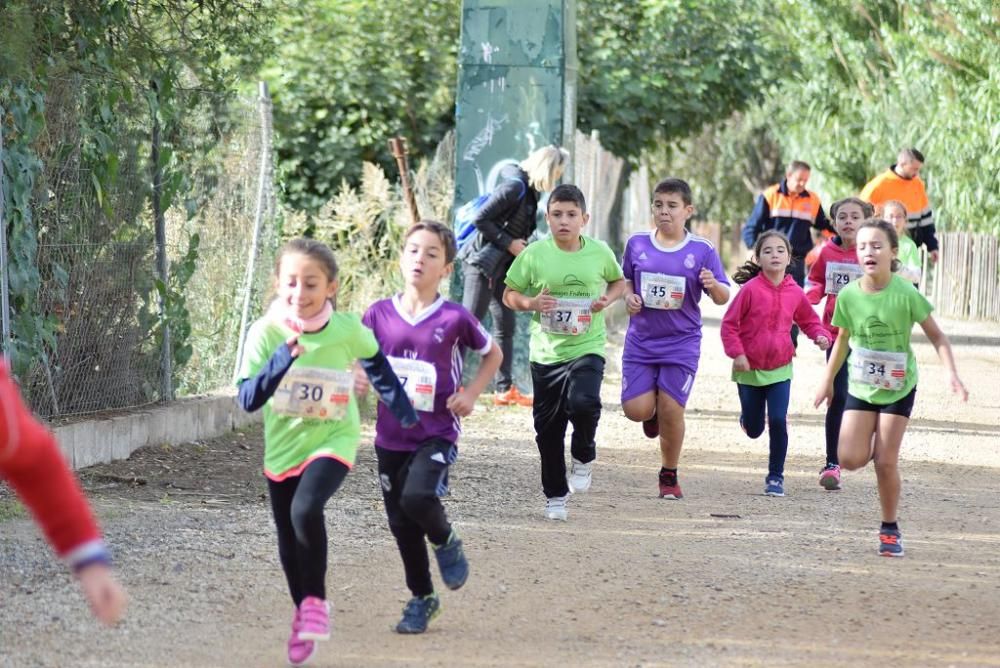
[737, 380, 791, 479]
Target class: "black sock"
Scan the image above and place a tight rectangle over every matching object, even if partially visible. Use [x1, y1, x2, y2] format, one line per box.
[660, 467, 677, 476]
[881, 521, 899, 532]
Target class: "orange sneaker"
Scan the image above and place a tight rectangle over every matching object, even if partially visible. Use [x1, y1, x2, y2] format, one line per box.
[493, 386, 533, 407]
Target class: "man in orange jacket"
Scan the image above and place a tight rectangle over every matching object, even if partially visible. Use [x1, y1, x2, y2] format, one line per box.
[742, 160, 834, 346]
[860, 148, 939, 264]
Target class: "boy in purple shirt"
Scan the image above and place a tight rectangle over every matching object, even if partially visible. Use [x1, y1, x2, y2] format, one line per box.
[362, 221, 502, 635]
[621, 178, 730, 499]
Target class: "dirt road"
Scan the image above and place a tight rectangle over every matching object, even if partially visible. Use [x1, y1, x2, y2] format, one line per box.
[2, 309, 999, 667]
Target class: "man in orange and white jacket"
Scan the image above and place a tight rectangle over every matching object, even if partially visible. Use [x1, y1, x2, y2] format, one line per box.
[860, 147, 939, 263]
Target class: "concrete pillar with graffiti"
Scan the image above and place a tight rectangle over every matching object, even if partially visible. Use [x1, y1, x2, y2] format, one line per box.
[454, 0, 577, 212]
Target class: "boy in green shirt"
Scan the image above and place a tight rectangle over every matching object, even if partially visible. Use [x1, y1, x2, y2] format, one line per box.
[503, 184, 626, 520]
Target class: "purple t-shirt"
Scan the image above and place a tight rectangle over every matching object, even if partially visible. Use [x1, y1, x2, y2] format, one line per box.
[621, 231, 729, 368]
[362, 295, 492, 451]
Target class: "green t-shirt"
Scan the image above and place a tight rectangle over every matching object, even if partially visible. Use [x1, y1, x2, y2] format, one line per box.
[733, 363, 792, 387]
[505, 235, 624, 364]
[237, 313, 379, 479]
[831, 275, 932, 404]
[897, 235, 921, 283]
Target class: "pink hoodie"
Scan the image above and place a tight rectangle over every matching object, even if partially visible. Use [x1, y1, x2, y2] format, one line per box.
[721, 274, 831, 371]
[806, 238, 859, 342]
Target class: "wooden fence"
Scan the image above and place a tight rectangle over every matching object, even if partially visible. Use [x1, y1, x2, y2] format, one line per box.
[929, 232, 1000, 321]
[572, 129, 625, 246]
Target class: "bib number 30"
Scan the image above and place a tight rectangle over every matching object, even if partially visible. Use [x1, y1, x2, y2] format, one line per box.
[272, 368, 354, 420]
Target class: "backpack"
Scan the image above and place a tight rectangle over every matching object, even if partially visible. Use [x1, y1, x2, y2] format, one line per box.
[454, 178, 527, 251]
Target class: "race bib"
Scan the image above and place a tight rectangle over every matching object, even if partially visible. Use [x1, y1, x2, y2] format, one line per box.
[540, 298, 592, 335]
[640, 272, 686, 310]
[849, 347, 907, 391]
[388, 356, 437, 412]
[825, 262, 863, 295]
[898, 265, 922, 284]
[272, 367, 354, 420]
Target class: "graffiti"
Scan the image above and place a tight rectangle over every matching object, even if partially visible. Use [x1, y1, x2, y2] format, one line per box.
[462, 113, 508, 163]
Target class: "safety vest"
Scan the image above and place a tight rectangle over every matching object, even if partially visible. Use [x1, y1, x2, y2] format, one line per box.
[763, 184, 823, 255]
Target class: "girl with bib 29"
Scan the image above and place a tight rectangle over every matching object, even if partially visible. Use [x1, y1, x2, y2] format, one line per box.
[237, 238, 417, 666]
[814, 220, 967, 558]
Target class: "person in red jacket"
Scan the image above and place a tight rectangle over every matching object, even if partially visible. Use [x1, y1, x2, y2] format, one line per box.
[721, 231, 831, 497]
[1, 359, 127, 626]
[805, 197, 874, 491]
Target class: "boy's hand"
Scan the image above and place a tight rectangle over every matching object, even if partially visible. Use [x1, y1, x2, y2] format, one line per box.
[699, 268, 717, 290]
[951, 374, 969, 402]
[625, 293, 643, 315]
[77, 563, 128, 627]
[352, 362, 369, 397]
[285, 335, 305, 358]
[446, 389, 476, 417]
[591, 294, 610, 313]
[815, 336, 831, 351]
[533, 288, 557, 314]
[732, 354, 750, 373]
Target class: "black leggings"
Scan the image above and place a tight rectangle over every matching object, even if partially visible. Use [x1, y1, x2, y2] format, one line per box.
[530, 354, 605, 498]
[824, 346, 849, 466]
[267, 457, 349, 606]
[377, 440, 456, 597]
[462, 265, 515, 391]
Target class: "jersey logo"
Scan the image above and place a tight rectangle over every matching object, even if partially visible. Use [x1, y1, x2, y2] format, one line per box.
[684, 253, 696, 269]
[433, 327, 445, 343]
[638, 252, 648, 261]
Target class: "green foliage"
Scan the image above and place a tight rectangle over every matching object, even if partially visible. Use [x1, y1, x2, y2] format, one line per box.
[1, 1, 277, 411]
[577, 0, 783, 161]
[769, 0, 999, 233]
[262, 0, 460, 211]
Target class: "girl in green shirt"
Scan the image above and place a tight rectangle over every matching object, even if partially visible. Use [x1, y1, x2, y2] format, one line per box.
[882, 200, 922, 286]
[814, 219, 967, 558]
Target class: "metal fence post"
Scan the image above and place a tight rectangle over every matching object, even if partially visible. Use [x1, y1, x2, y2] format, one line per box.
[150, 84, 174, 401]
[0, 119, 11, 357]
[233, 81, 272, 382]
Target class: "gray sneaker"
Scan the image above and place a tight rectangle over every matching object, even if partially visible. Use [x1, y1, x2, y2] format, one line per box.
[567, 458, 593, 493]
[544, 495, 568, 521]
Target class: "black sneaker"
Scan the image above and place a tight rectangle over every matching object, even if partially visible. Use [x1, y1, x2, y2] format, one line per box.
[395, 593, 441, 634]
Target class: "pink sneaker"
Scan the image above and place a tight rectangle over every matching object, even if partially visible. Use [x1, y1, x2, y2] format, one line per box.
[297, 596, 330, 641]
[819, 464, 842, 491]
[288, 607, 317, 667]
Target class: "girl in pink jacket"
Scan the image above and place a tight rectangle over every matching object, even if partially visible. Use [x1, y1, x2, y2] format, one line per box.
[721, 231, 831, 497]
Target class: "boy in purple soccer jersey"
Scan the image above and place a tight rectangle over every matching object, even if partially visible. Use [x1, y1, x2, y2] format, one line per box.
[621, 178, 730, 500]
[362, 221, 502, 635]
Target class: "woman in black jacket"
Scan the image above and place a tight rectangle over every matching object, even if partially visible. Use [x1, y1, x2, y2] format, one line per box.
[460, 145, 570, 406]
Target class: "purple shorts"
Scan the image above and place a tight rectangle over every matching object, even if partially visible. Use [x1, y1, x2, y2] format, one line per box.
[620, 360, 697, 407]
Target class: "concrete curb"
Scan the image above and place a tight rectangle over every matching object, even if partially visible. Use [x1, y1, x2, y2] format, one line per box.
[52, 394, 261, 471]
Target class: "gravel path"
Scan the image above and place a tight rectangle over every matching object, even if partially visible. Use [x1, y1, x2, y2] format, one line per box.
[2, 309, 998, 667]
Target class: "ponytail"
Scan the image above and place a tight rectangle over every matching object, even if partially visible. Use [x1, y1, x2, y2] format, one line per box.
[732, 260, 762, 285]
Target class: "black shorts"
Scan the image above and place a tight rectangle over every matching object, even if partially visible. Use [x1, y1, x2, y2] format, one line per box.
[844, 386, 916, 418]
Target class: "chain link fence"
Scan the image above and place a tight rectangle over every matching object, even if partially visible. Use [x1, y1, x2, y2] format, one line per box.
[0, 78, 279, 419]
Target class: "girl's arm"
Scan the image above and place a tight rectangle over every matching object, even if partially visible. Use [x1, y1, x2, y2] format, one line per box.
[794, 293, 832, 350]
[814, 329, 850, 408]
[719, 290, 747, 360]
[805, 253, 826, 305]
[918, 314, 969, 401]
[237, 337, 301, 411]
[359, 351, 420, 427]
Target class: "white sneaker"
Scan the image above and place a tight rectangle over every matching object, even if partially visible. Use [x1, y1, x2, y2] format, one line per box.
[544, 495, 568, 521]
[567, 458, 593, 493]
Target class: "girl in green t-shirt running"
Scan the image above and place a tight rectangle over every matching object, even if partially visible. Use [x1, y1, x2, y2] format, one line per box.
[814, 219, 967, 559]
[881, 200, 923, 286]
